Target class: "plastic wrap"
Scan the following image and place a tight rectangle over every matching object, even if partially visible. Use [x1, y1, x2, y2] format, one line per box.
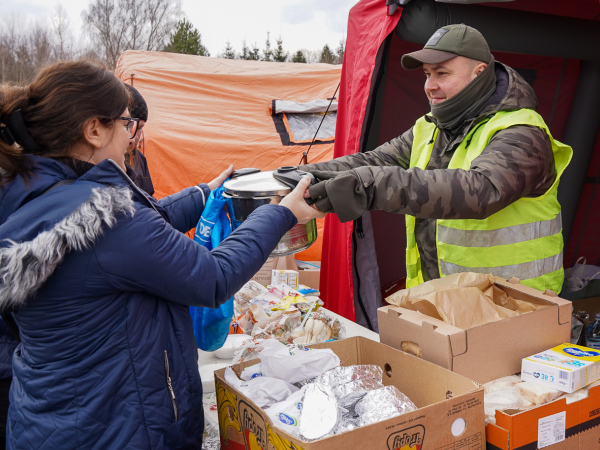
[234, 280, 269, 315]
[224, 367, 298, 409]
[291, 310, 346, 345]
[260, 341, 340, 384]
[354, 386, 417, 427]
[516, 382, 562, 405]
[240, 363, 263, 381]
[232, 338, 266, 364]
[484, 386, 527, 425]
[558, 388, 589, 405]
[265, 387, 306, 437]
[298, 384, 340, 441]
[251, 308, 302, 343]
[483, 375, 522, 394]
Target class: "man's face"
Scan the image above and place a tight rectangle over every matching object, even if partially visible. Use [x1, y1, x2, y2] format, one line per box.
[423, 56, 486, 105]
[128, 119, 146, 151]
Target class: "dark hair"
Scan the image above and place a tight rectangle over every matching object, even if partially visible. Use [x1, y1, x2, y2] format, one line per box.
[0, 60, 130, 184]
[124, 84, 148, 122]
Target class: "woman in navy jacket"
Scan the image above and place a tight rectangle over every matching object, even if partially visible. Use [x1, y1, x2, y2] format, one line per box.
[0, 60, 317, 449]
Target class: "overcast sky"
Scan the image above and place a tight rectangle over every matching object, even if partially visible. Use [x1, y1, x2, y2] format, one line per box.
[5, 0, 357, 57]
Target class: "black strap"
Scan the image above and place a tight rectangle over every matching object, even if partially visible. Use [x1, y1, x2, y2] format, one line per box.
[1, 178, 75, 342]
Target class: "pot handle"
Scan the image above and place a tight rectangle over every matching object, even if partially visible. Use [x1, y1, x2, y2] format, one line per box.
[230, 168, 261, 179]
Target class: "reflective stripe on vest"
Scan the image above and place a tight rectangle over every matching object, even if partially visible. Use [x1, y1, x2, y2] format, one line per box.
[406, 109, 572, 293]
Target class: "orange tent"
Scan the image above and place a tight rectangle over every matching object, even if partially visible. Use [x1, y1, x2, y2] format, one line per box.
[115, 50, 341, 261]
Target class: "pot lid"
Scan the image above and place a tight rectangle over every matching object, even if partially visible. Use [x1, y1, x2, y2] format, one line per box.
[223, 170, 290, 197]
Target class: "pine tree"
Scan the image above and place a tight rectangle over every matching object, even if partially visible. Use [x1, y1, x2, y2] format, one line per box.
[249, 43, 260, 61]
[319, 44, 335, 64]
[291, 50, 307, 63]
[262, 32, 273, 61]
[336, 39, 345, 64]
[163, 19, 209, 56]
[222, 40, 235, 59]
[240, 40, 250, 60]
[273, 36, 288, 62]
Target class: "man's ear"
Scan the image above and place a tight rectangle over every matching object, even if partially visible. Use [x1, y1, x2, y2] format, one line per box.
[82, 118, 103, 149]
[475, 62, 487, 76]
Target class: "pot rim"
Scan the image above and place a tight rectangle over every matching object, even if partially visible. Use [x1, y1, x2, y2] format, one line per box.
[223, 170, 290, 197]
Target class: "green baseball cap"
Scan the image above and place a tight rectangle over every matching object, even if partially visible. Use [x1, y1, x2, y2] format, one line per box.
[401, 24, 492, 70]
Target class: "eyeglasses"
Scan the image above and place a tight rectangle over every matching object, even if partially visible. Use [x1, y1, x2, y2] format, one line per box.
[117, 117, 140, 139]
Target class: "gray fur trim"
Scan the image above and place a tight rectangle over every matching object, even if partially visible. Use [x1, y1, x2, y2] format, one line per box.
[0, 186, 135, 311]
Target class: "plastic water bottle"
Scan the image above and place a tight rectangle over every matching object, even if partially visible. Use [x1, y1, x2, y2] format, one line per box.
[585, 313, 600, 349]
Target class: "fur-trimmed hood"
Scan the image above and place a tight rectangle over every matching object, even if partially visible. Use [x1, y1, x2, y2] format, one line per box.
[0, 157, 136, 312]
[0, 186, 134, 311]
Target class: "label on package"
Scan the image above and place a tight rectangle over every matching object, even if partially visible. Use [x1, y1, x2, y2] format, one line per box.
[538, 411, 566, 448]
[521, 343, 600, 393]
[271, 270, 299, 289]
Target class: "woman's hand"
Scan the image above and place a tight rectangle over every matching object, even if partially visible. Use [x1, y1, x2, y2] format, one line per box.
[207, 165, 234, 191]
[280, 176, 327, 224]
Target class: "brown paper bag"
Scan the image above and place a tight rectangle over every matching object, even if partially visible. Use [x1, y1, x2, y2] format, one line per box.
[386, 272, 545, 329]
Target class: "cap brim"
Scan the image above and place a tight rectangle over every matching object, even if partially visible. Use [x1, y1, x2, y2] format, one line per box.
[401, 49, 458, 70]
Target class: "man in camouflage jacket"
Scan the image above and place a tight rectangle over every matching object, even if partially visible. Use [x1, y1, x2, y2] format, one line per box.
[299, 24, 558, 283]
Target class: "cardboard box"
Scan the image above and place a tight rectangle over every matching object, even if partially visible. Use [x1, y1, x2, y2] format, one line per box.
[377, 277, 572, 384]
[271, 270, 299, 289]
[486, 384, 600, 450]
[215, 336, 485, 450]
[521, 344, 600, 393]
[296, 261, 321, 290]
[250, 257, 280, 286]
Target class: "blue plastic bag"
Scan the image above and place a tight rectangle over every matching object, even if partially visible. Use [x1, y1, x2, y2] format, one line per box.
[190, 185, 238, 351]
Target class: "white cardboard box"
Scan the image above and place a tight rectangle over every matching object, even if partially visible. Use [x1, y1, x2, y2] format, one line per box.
[521, 343, 600, 393]
[271, 269, 299, 289]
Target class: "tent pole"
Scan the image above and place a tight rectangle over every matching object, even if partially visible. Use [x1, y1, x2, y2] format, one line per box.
[299, 83, 340, 165]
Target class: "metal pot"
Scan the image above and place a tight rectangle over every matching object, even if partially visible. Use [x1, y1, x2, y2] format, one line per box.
[223, 168, 317, 257]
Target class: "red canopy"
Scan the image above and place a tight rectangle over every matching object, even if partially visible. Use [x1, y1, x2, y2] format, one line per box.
[319, 0, 401, 321]
[321, 0, 600, 322]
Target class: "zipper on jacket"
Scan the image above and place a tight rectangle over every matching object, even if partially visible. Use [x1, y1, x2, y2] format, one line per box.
[164, 350, 179, 421]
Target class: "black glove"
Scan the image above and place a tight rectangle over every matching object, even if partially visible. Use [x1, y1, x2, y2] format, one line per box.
[308, 170, 368, 223]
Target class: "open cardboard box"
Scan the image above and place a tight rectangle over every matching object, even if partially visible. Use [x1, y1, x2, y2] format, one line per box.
[295, 260, 321, 290]
[251, 255, 321, 290]
[487, 384, 600, 450]
[215, 336, 485, 450]
[378, 276, 572, 384]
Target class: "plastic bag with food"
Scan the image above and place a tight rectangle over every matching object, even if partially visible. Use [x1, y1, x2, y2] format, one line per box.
[291, 310, 346, 344]
[516, 381, 563, 405]
[483, 375, 522, 394]
[251, 308, 302, 343]
[224, 367, 298, 408]
[484, 385, 526, 425]
[264, 386, 307, 437]
[234, 280, 269, 315]
[259, 340, 341, 384]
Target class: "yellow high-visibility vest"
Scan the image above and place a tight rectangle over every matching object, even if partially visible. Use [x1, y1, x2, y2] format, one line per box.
[406, 109, 572, 293]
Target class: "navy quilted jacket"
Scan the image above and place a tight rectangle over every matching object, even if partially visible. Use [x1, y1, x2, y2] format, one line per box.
[0, 156, 296, 449]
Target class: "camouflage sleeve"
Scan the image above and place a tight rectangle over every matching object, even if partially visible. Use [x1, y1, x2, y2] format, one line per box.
[298, 128, 413, 172]
[355, 125, 556, 219]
